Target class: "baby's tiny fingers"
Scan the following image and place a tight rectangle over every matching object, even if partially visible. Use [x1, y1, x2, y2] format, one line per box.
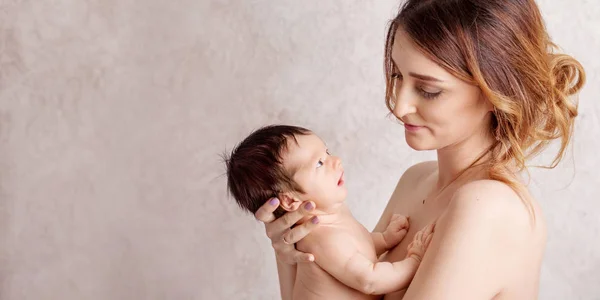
[424, 233, 433, 248]
[414, 230, 423, 241]
[427, 222, 436, 233]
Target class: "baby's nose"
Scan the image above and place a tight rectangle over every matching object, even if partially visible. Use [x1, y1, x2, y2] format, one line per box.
[334, 157, 342, 169]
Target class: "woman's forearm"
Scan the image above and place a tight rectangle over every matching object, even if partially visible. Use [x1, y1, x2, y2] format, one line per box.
[276, 259, 297, 300]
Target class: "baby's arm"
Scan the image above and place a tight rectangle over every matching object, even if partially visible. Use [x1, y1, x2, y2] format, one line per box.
[372, 214, 409, 256]
[309, 223, 434, 295]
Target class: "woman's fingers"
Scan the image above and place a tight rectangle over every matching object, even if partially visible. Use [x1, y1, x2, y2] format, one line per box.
[266, 201, 316, 243]
[255, 199, 318, 264]
[276, 247, 315, 265]
[294, 251, 315, 263]
[282, 216, 320, 244]
[273, 201, 316, 229]
[255, 198, 280, 223]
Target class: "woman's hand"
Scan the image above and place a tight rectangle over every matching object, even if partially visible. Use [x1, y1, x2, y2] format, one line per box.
[254, 198, 319, 265]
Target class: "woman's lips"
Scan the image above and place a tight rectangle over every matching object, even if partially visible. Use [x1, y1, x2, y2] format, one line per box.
[404, 123, 424, 132]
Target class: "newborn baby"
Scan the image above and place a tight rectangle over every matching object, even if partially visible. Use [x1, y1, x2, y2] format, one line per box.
[225, 125, 434, 299]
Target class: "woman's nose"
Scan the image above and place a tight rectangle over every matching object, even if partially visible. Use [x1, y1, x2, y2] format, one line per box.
[392, 87, 418, 120]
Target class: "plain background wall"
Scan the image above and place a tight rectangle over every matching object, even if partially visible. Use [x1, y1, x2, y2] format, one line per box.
[0, 0, 598, 299]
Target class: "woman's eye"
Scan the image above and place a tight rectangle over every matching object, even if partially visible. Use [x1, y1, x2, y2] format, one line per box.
[391, 73, 402, 80]
[316, 159, 324, 168]
[326, 149, 331, 155]
[419, 87, 442, 99]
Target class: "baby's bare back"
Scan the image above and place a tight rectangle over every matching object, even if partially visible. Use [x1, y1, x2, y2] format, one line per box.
[293, 218, 379, 300]
[293, 262, 379, 300]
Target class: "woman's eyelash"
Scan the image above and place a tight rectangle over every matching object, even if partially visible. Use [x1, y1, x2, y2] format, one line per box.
[419, 88, 442, 99]
[391, 73, 441, 99]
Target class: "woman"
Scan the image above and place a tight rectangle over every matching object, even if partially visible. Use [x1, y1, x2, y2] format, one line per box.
[254, 0, 585, 298]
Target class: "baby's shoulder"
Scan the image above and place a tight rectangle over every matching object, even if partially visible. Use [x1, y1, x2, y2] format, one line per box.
[298, 225, 357, 253]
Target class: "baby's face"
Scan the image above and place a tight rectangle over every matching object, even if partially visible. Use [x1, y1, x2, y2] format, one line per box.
[282, 133, 347, 207]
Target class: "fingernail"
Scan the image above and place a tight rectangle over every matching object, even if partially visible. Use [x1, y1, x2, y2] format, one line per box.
[304, 202, 314, 211]
[311, 216, 319, 224]
[269, 198, 279, 206]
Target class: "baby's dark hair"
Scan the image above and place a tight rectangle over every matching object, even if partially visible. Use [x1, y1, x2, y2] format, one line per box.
[224, 125, 312, 218]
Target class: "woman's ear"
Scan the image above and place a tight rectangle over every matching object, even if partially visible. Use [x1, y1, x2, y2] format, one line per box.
[278, 192, 303, 212]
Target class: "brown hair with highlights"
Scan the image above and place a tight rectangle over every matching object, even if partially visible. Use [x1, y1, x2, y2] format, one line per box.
[384, 0, 585, 212]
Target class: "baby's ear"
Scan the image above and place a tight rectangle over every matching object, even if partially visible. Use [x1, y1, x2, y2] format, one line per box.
[278, 192, 303, 212]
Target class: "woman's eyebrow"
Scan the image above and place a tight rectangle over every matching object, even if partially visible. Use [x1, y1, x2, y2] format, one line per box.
[409, 72, 443, 82]
[391, 58, 444, 82]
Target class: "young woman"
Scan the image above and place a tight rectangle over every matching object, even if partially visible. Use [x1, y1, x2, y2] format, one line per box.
[253, 0, 585, 298]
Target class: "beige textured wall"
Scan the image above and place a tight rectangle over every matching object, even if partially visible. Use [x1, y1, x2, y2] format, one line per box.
[0, 0, 598, 299]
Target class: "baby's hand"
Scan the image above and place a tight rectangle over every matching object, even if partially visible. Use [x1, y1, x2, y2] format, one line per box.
[406, 223, 435, 263]
[382, 214, 410, 249]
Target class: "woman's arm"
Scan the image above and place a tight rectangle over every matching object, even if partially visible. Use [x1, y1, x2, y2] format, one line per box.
[276, 259, 297, 300]
[254, 198, 319, 298]
[402, 180, 534, 300]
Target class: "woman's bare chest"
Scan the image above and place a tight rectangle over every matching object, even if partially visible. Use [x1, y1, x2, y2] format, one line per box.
[380, 191, 449, 262]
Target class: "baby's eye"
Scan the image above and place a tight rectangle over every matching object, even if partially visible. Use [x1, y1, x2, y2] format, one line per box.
[316, 159, 324, 168]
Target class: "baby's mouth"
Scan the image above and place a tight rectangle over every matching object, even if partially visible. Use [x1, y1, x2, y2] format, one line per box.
[337, 172, 344, 186]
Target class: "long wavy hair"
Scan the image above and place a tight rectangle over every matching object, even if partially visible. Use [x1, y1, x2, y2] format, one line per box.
[384, 0, 586, 212]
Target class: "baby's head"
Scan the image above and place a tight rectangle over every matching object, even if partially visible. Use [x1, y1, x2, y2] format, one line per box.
[225, 125, 347, 218]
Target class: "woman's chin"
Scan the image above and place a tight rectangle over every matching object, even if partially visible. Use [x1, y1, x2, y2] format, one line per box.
[405, 136, 435, 151]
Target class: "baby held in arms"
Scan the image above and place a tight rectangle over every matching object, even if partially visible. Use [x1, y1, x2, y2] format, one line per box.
[224, 125, 434, 299]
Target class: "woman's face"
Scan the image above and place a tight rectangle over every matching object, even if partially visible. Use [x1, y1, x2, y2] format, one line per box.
[390, 29, 493, 151]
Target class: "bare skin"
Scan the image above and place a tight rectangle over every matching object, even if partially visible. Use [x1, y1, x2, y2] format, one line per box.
[293, 207, 434, 299]
[255, 28, 548, 300]
[374, 161, 547, 299]
[259, 161, 546, 300]
[276, 133, 436, 299]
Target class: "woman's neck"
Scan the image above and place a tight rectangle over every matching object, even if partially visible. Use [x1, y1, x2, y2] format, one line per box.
[435, 130, 495, 189]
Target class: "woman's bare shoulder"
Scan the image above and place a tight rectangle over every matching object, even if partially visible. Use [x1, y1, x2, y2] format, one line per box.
[401, 180, 545, 299]
[446, 179, 545, 236]
[397, 160, 438, 187]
